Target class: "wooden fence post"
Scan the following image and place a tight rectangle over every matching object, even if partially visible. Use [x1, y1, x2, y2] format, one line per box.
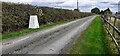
[113, 16, 117, 38]
[108, 16, 111, 30]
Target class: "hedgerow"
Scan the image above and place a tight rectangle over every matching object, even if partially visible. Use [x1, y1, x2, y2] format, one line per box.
[2, 2, 94, 34]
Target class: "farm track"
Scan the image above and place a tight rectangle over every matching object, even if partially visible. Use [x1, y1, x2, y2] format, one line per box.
[1, 15, 96, 54]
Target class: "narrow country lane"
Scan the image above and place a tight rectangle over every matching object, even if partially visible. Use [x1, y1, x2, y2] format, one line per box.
[2, 15, 96, 54]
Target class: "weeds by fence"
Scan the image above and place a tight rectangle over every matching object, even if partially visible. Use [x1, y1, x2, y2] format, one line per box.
[101, 14, 120, 53]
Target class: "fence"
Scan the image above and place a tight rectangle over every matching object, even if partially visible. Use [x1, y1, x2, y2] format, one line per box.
[101, 14, 120, 53]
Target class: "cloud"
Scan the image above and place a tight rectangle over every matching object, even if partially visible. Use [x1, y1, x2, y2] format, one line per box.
[1, 0, 120, 12]
[1, 0, 32, 3]
[100, 2, 109, 4]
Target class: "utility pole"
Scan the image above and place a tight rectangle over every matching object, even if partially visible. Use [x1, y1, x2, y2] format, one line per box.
[74, 0, 80, 12]
[77, 0, 79, 10]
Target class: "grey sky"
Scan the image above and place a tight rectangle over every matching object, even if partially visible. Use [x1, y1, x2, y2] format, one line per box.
[1, 0, 120, 12]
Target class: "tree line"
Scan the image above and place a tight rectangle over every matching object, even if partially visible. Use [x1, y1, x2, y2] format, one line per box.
[91, 7, 112, 14]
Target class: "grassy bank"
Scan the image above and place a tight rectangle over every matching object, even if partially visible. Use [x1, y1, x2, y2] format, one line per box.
[67, 16, 110, 54]
[1, 19, 78, 40]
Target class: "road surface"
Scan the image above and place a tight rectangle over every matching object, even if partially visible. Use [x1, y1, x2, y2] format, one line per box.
[1, 15, 96, 54]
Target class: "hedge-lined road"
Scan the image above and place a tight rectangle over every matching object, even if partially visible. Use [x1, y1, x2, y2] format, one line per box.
[2, 16, 96, 54]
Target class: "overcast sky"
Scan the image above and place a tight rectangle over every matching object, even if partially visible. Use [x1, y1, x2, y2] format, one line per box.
[1, 0, 120, 12]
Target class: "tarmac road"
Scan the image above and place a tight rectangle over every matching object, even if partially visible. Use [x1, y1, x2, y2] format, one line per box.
[1, 15, 96, 54]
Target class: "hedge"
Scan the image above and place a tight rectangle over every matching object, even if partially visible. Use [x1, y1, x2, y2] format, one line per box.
[2, 2, 94, 34]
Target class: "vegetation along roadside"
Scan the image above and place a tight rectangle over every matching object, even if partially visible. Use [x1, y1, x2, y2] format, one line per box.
[67, 16, 112, 54]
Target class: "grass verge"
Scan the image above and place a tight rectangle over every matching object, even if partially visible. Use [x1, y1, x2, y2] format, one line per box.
[117, 20, 120, 30]
[67, 16, 110, 54]
[1, 19, 78, 40]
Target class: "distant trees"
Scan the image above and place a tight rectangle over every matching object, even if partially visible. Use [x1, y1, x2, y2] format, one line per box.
[74, 9, 80, 12]
[103, 8, 112, 14]
[91, 7, 112, 15]
[100, 8, 112, 15]
[91, 7, 100, 14]
[100, 10, 104, 15]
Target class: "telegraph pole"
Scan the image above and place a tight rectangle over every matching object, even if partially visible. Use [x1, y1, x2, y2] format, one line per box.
[74, 0, 80, 12]
[77, 0, 79, 10]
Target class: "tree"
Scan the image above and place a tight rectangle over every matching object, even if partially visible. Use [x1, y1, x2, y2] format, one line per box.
[100, 10, 104, 15]
[91, 7, 100, 14]
[104, 8, 112, 14]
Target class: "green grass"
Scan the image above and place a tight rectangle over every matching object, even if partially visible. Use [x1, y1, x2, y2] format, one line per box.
[0, 19, 78, 40]
[117, 21, 120, 30]
[67, 16, 110, 54]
